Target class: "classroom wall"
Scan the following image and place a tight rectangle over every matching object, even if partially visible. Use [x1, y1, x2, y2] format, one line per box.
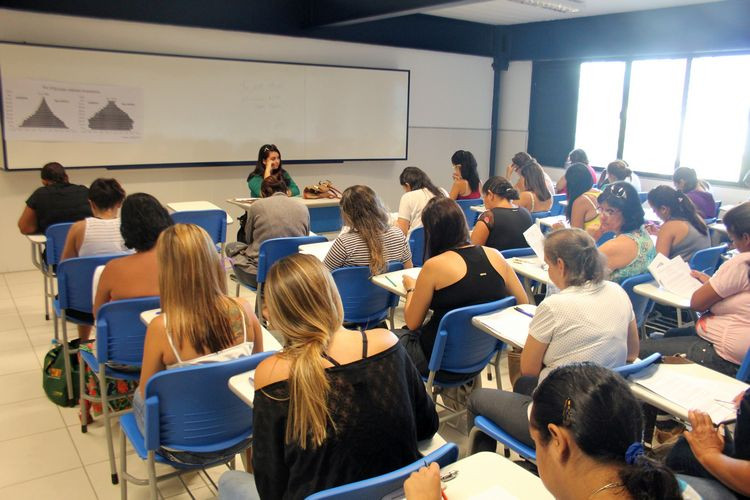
[0, 9, 494, 272]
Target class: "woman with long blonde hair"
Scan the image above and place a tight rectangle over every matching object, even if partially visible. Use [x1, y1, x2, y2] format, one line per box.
[219, 254, 437, 499]
[135, 224, 263, 436]
[324, 185, 412, 275]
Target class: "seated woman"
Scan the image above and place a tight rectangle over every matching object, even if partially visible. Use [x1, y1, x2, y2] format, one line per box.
[673, 166, 716, 220]
[93, 193, 173, 328]
[606, 159, 642, 192]
[18, 162, 91, 235]
[467, 228, 639, 450]
[246, 144, 300, 198]
[324, 185, 412, 274]
[396, 166, 447, 235]
[555, 148, 596, 194]
[405, 364, 681, 500]
[640, 202, 750, 376]
[218, 254, 438, 499]
[449, 150, 481, 200]
[505, 151, 555, 198]
[647, 185, 710, 261]
[596, 182, 656, 284]
[396, 197, 527, 379]
[564, 163, 601, 234]
[61, 178, 129, 260]
[135, 224, 263, 443]
[515, 159, 553, 213]
[226, 175, 309, 288]
[470, 176, 533, 252]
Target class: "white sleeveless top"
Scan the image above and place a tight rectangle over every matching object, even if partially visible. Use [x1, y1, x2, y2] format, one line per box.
[79, 217, 129, 256]
[164, 308, 254, 369]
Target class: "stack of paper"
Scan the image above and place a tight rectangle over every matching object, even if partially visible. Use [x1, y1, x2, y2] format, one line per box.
[647, 253, 702, 300]
[523, 224, 546, 262]
[474, 304, 536, 349]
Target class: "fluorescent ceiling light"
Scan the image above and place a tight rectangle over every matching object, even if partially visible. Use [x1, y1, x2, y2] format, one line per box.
[507, 0, 585, 14]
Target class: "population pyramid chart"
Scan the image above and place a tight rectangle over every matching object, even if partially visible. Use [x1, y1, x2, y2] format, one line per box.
[20, 97, 68, 129]
[88, 100, 134, 131]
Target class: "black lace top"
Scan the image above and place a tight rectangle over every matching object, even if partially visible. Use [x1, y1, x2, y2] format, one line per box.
[252, 343, 439, 500]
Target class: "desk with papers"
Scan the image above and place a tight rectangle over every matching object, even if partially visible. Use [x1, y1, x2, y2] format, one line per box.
[371, 267, 422, 298]
[507, 256, 552, 304]
[228, 196, 342, 233]
[167, 200, 234, 224]
[472, 304, 536, 349]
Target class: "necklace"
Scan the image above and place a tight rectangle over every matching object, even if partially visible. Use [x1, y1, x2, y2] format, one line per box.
[588, 481, 624, 498]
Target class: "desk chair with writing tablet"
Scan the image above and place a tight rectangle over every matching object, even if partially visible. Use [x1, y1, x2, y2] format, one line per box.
[332, 261, 403, 330]
[408, 226, 425, 267]
[689, 243, 728, 275]
[737, 348, 750, 383]
[42, 222, 74, 325]
[550, 194, 567, 216]
[620, 272, 656, 338]
[171, 209, 228, 254]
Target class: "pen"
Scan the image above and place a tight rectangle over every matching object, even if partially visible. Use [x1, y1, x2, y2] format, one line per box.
[385, 275, 397, 287]
[514, 306, 534, 319]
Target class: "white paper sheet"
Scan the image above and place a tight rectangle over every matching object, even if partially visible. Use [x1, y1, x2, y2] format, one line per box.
[474, 304, 536, 349]
[523, 224, 546, 262]
[647, 254, 702, 300]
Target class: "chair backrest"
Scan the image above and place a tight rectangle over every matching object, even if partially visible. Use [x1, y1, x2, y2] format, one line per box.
[257, 235, 328, 283]
[171, 209, 227, 246]
[56, 253, 124, 312]
[428, 296, 516, 375]
[143, 351, 274, 452]
[306, 443, 459, 500]
[44, 222, 74, 267]
[597, 231, 616, 246]
[714, 200, 722, 218]
[689, 243, 728, 275]
[530, 210, 552, 221]
[550, 193, 567, 216]
[737, 347, 750, 383]
[638, 192, 649, 205]
[332, 261, 404, 327]
[408, 227, 425, 267]
[455, 199, 482, 229]
[500, 247, 535, 259]
[613, 352, 661, 378]
[620, 272, 656, 328]
[96, 296, 161, 366]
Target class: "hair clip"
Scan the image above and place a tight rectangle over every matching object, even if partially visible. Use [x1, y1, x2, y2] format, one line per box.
[562, 398, 574, 425]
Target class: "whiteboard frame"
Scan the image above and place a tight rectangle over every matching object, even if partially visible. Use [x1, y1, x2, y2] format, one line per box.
[0, 41, 410, 171]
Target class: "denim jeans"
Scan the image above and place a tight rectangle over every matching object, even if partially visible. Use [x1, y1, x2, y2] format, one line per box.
[218, 470, 261, 500]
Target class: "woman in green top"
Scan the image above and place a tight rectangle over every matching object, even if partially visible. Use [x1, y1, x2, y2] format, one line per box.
[246, 144, 300, 198]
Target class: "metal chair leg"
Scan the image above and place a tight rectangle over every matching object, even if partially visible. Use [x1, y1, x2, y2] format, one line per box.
[79, 355, 88, 433]
[100, 369, 119, 484]
[147, 452, 158, 500]
[61, 314, 75, 403]
[119, 429, 128, 500]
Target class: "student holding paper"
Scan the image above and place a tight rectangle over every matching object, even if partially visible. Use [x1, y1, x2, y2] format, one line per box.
[470, 176, 533, 251]
[467, 228, 639, 451]
[640, 202, 750, 376]
[647, 185, 710, 261]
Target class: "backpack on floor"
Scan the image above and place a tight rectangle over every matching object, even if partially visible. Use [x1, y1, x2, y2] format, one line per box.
[42, 339, 80, 407]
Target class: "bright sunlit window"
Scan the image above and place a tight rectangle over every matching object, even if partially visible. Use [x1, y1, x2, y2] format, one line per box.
[574, 62, 626, 168]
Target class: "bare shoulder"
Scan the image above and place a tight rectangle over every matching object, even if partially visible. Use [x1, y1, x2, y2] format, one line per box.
[364, 328, 398, 355]
[255, 354, 291, 390]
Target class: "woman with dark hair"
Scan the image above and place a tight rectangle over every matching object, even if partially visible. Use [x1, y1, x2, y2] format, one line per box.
[647, 185, 710, 261]
[673, 166, 716, 219]
[61, 178, 129, 260]
[396, 166, 448, 235]
[93, 193, 174, 325]
[246, 144, 300, 198]
[607, 160, 641, 192]
[564, 163, 601, 233]
[555, 148, 597, 194]
[226, 175, 309, 287]
[505, 152, 555, 197]
[324, 185, 412, 275]
[466, 229, 638, 451]
[395, 197, 527, 379]
[517, 160, 553, 213]
[18, 162, 91, 234]
[471, 176, 533, 251]
[596, 182, 656, 283]
[640, 202, 750, 376]
[407, 364, 681, 500]
[449, 150, 481, 200]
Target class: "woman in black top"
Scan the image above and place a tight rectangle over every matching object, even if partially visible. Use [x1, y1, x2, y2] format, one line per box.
[471, 176, 533, 252]
[396, 197, 527, 381]
[219, 254, 438, 500]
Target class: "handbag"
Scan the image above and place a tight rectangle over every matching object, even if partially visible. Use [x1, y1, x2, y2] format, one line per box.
[303, 180, 343, 199]
[42, 339, 80, 407]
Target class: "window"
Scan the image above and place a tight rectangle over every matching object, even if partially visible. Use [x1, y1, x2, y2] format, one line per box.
[573, 54, 750, 183]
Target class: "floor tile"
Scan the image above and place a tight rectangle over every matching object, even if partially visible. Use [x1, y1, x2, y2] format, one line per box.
[0, 369, 46, 405]
[0, 467, 96, 499]
[0, 397, 65, 442]
[0, 345, 41, 375]
[0, 428, 81, 488]
[4, 270, 45, 285]
[0, 329, 34, 351]
[7, 282, 46, 299]
[68, 418, 127, 465]
[0, 312, 24, 332]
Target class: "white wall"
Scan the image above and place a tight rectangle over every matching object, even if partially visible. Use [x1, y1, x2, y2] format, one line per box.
[0, 9, 494, 272]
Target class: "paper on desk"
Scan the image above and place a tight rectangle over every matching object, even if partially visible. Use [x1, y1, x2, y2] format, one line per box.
[474, 304, 536, 349]
[377, 267, 422, 295]
[467, 485, 520, 500]
[523, 224, 546, 262]
[647, 254, 702, 300]
[629, 364, 742, 424]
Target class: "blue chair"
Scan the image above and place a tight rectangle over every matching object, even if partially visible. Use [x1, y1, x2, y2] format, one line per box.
[597, 231, 616, 246]
[79, 296, 160, 485]
[233, 235, 327, 318]
[409, 226, 425, 267]
[171, 209, 228, 253]
[425, 297, 516, 422]
[620, 272, 656, 335]
[119, 352, 274, 500]
[736, 348, 750, 383]
[306, 443, 459, 499]
[530, 210, 553, 222]
[469, 415, 536, 461]
[550, 194, 567, 216]
[332, 261, 404, 330]
[500, 247, 535, 259]
[704, 201, 722, 225]
[638, 192, 649, 205]
[689, 243, 728, 275]
[54, 253, 124, 402]
[613, 352, 662, 378]
[41, 222, 73, 323]
[456, 199, 482, 229]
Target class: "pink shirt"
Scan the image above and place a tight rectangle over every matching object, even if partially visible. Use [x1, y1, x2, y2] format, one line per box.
[697, 252, 750, 365]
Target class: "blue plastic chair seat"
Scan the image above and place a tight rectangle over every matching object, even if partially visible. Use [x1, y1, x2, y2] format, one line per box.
[474, 415, 536, 461]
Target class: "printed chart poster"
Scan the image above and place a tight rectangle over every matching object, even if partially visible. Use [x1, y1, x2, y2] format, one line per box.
[2, 78, 142, 142]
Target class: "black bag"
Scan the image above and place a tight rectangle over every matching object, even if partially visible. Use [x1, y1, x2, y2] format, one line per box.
[42, 339, 80, 407]
[236, 212, 248, 244]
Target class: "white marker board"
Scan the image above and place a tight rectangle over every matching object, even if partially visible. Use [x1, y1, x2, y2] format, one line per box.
[0, 43, 409, 170]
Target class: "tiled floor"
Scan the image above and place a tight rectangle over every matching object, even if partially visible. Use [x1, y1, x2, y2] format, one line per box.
[0, 268, 510, 499]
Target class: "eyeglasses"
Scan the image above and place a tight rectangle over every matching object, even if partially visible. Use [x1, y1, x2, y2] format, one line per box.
[598, 206, 621, 217]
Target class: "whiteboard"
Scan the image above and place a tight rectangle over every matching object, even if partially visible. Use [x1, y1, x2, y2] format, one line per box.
[0, 43, 409, 170]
